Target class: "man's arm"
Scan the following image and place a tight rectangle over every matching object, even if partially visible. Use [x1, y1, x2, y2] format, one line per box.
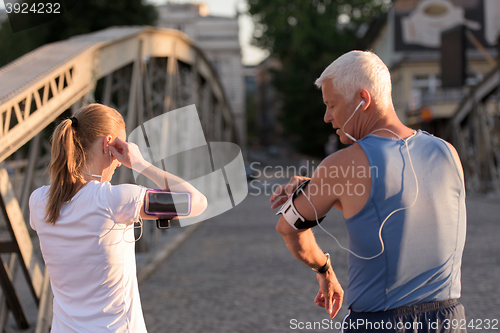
[276, 219, 329, 269]
[274, 153, 350, 318]
[276, 216, 344, 318]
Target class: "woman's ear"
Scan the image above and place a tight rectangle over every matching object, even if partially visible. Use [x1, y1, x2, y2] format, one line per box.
[103, 135, 113, 153]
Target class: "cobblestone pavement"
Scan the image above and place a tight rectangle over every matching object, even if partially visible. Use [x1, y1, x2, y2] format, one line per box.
[460, 194, 500, 330]
[139, 183, 500, 333]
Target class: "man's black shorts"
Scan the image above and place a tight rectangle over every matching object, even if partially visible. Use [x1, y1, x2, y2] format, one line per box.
[342, 299, 466, 333]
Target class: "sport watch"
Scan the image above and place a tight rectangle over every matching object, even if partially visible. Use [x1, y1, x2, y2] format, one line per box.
[312, 253, 331, 274]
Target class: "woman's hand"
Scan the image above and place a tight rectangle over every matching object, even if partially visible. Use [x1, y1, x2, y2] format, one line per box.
[109, 137, 147, 171]
[270, 176, 310, 209]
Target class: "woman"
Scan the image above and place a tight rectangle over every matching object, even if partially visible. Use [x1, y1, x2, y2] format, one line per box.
[29, 103, 207, 332]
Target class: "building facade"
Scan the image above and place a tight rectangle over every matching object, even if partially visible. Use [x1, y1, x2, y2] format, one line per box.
[365, 0, 500, 136]
[0, 9, 7, 23]
[156, 3, 246, 148]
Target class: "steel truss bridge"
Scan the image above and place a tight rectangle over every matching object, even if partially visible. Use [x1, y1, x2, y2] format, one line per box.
[451, 65, 500, 194]
[0, 26, 237, 332]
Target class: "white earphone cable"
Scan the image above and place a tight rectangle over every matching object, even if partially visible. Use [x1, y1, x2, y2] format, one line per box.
[301, 129, 419, 260]
[123, 217, 144, 243]
[82, 150, 113, 179]
[342, 101, 364, 142]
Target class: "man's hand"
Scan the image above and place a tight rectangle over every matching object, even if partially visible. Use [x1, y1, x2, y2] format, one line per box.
[314, 269, 344, 318]
[270, 176, 310, 209]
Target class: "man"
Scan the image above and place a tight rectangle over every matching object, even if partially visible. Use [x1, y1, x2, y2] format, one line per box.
[270, 51, 467, 332]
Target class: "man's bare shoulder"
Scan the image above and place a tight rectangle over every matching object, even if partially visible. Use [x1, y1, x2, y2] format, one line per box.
[442, 140, 465, 181]
[313, 143, 369, 181]
[319, 144, 367, 168]
[443, 140, 459, 157]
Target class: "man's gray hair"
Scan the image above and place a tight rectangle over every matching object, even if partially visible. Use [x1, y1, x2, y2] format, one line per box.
[315, 51, 392, 108]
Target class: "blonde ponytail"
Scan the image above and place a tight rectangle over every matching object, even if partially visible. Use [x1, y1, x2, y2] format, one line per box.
[45, 104, 125, 224]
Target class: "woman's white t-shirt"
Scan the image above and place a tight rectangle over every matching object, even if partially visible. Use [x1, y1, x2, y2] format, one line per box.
[29, 181, 147, 333]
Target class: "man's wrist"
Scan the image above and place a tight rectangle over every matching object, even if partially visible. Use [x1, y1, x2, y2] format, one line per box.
[312, 253, 331, 274]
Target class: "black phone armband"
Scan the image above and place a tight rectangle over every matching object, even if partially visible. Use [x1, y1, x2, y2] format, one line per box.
[276, 179, 326, 230]
[144, 190, 191, 229]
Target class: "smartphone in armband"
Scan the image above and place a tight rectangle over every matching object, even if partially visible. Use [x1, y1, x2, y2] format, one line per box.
[144, 189, 191, 218]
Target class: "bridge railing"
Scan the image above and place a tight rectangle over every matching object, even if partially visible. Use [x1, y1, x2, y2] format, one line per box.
[0, 26, 237, 332]
[451, 65, 500, 194]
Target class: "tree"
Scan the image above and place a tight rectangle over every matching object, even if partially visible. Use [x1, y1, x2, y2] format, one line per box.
[248, 0, 391, 156]
[0, 0, 158, 67]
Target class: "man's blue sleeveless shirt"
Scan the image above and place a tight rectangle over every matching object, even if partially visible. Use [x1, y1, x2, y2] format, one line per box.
[346, 130, 466, 312]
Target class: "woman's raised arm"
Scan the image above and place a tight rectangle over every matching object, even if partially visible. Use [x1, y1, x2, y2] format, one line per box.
[109, 137, 208, 219]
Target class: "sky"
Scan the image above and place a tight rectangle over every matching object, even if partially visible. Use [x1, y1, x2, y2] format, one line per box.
[0, 0, 269, 65]
[148, 0, 268, 65]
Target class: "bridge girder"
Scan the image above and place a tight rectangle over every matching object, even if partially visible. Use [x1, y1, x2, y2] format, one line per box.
[0, 26, 237, 331]
[451, 66, 500, 193]
[0, 26, 235, 164]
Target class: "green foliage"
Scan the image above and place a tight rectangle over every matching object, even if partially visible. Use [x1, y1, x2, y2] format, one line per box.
[0, 0, 158, 67]
[248, 0, 391, 156]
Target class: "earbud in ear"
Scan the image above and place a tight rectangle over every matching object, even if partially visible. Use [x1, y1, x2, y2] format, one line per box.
[354, 100, 365, 112]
